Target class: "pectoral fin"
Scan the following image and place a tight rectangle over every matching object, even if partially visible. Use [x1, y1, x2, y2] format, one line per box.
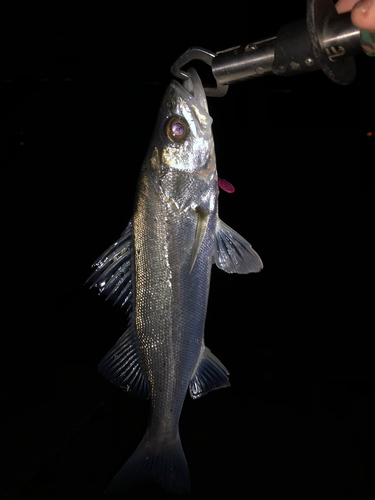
[214, 218, 263, 274]
[190, 206, 209, 273]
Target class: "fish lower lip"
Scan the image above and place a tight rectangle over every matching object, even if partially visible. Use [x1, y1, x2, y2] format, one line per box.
[182, 68, 209, 113]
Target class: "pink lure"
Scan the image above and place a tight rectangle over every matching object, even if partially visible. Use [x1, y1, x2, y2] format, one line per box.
[218, 177, 235, 193]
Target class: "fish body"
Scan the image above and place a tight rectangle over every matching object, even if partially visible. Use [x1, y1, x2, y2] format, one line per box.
[88, 68, 262, 494]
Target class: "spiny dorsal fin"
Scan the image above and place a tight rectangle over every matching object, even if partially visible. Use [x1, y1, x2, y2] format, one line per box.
[86, 219, 134, 310]
[88, 219, 149, 398]
[214, 218, 263, 274]
[189, 347, 230, 399]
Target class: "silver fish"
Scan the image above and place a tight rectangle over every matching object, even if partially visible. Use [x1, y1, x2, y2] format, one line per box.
[88, 68, 263, 495]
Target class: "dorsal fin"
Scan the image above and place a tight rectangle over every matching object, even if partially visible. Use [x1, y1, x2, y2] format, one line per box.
[87, 219, 149, 399]
[98, 325, 150, 399]
[86, 219, 134, 311]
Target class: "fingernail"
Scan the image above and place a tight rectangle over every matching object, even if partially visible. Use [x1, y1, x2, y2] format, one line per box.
[354, 0, 372, 13]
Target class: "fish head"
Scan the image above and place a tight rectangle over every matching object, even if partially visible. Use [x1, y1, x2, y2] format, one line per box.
[151, 68, 216, 184]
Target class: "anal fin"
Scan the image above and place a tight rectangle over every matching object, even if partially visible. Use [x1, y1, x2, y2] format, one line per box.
[189, 347, 230, 399]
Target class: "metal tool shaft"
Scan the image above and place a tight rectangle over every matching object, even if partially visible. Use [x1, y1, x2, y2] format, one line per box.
[170, 0, 369, 94]
[212, 11, 360, 86]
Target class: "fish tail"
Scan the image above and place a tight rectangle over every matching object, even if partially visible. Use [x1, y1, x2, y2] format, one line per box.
[106, 432, 190, 495]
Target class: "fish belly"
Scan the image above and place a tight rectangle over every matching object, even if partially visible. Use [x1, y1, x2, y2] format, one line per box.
[133, 168, 214, 438]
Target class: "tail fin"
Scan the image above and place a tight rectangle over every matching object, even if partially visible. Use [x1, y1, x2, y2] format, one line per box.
[106, 433, 190, 495]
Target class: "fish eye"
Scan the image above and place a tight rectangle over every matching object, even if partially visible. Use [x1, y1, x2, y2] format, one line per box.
[164, 116, 189, 143]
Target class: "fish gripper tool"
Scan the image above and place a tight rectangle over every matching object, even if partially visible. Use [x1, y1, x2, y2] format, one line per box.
[171, 0, 373, 96]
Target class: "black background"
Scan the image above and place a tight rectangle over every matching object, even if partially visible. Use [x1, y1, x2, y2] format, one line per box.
[1, 2, 374, 499]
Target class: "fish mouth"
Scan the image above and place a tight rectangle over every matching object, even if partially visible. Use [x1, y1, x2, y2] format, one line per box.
[181, 67, 209, 113]
[171, 68, 212, 126]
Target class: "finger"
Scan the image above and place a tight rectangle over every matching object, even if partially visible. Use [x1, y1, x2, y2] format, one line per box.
[335, 0, 359, 13]
[351, 0, 375, 30]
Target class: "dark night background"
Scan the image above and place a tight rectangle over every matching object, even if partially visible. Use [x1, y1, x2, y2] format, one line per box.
[1, 2, 374, 499]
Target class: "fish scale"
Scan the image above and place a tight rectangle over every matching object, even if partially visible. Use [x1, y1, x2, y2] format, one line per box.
[87, 67, 263, 494]
[134, 181, 207, 436]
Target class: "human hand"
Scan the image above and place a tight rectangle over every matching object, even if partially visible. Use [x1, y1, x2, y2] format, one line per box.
[336, 0, 375, 55]
[335, 0, 375, 30]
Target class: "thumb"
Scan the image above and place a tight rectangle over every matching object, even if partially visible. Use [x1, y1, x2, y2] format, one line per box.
[351, 0, 375, 30]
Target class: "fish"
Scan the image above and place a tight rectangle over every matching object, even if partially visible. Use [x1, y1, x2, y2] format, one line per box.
[87, 67, 263, 495]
